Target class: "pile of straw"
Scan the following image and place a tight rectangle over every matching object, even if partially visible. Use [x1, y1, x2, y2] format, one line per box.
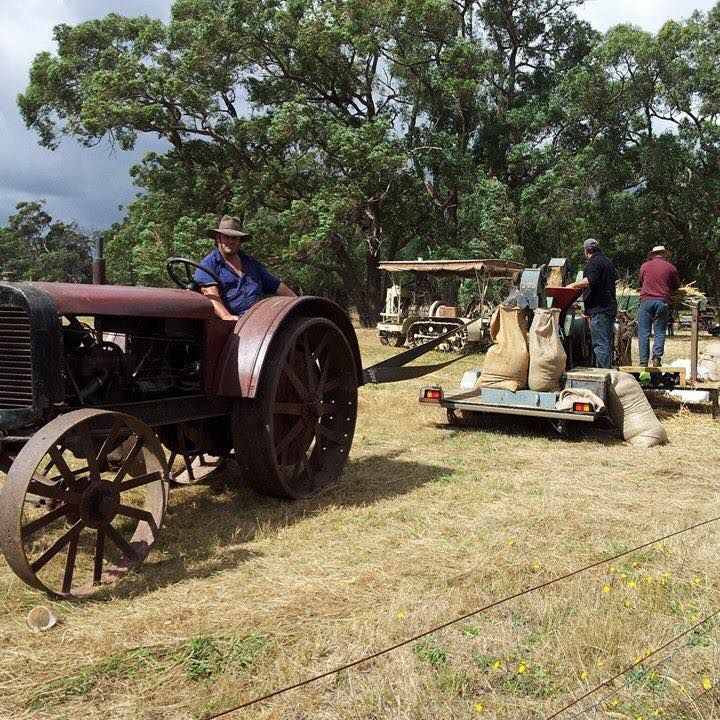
[672, 281, 706, 306]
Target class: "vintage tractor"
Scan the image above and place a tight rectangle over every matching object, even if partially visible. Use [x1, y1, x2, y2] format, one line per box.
[0, 259, 363, 598]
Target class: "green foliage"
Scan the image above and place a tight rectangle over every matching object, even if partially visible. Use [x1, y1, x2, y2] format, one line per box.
[14, 0, 720, 306]
[414, 638, 448, 667]
[0, 201, 93, 282]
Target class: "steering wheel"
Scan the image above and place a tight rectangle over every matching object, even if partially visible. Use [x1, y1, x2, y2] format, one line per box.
[166, 258, 224, 293]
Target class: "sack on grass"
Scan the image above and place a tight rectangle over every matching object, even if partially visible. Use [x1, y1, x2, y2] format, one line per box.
[700, 341, 720, 381]
[477, 306, 529, 391]
[606, 370, 668, 448]
[528, 308, 566, 392]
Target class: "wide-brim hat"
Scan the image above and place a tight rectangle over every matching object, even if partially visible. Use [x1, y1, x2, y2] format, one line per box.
[207, 215, 251, 240]
[649, 245, 668, 257]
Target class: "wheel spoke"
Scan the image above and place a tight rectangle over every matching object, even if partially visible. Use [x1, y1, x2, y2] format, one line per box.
[62, 530, 80, 594]
[275, 418, 305, 458]
[311, 330, 331, 363]
[30, 520, 84, 573]
[316, 353, 332, 396]
[96, 421, 124, 468]
[93, 529, 105, 584]
[79, 432, 101, 482]
[116, 504, 159, 536]
[112, 436, 145, 484]
[282, 361, 308, 398]
[27, 480, 82, 505]
[21, 504, 72, 538]
[302, 331, 316, 394]
[120, 470, 162, 492]
[317, 424, 344, 444]
[47, 445, 79, 486]
[273, 402, 304, 415]
[105, 524, 140, 562]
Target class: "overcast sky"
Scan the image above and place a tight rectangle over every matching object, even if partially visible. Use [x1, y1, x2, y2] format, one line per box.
[0, 0, 717, 232]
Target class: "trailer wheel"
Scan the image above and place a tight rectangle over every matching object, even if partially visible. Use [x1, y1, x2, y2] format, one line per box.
[0, 409, 168, 598]
[232, 316, 358, 499]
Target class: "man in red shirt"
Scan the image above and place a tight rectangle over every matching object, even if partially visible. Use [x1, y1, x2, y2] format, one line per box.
[638, 245, 681, 367]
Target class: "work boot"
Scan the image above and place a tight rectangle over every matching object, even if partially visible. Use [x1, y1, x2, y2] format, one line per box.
[652, 356, 662, 367]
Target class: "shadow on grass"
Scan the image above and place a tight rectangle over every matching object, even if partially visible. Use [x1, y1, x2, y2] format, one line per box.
[97, 452, 452, 601]
[427, 413, 622, 445]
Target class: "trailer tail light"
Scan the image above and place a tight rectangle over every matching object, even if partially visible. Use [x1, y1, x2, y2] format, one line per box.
[573, 402, 592, 413]
[420, 387, 443, 403]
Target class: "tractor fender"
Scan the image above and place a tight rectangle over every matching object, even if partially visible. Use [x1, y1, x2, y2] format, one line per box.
[211, 296, 363, 398]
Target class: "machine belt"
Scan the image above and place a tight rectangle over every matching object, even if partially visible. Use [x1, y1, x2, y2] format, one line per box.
[363, 318, 476, 384]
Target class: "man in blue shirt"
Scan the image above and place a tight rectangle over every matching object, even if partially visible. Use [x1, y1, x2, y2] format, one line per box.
[194, 215, 296, 320]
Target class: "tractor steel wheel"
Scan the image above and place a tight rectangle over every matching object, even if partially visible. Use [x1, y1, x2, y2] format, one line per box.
[232, 316, 357, 499]
[0, 409, 168, 598]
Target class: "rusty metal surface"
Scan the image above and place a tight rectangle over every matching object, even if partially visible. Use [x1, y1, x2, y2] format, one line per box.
[232, 316, 358, 498]
[213, 296, 363, 398]
[33, 282, 214, 320]
[0, 408, 168, 598]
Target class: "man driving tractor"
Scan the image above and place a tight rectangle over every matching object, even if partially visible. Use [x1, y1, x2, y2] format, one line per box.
[194, 215, 296, 320]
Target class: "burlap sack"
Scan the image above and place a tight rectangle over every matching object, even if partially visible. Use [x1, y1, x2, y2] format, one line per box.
[556, 388, 605, 412]
[606, 370, 668, 448]
[700, 341, 720, 381]
[477, 306, 529, 391]
[528, 308, 566, 392]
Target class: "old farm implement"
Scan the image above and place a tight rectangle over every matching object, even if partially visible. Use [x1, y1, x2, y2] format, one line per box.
[0, 259, 362, 597]
[376, 259, 523, 352]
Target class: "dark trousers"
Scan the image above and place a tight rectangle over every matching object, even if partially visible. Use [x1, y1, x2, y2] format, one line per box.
[638, 299, 670, 365]
[590, 311, 615, 369]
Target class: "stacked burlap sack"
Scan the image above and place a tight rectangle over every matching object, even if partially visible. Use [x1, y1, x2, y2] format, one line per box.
[477, 306, 566, 392]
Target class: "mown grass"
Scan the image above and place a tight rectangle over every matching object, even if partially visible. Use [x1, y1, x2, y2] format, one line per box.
[0, 329, 719, 719]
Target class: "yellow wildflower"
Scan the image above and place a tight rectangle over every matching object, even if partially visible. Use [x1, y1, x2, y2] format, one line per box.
[507, 540, 515, 546]
[580, 671, 588, 680]
[703, 678, 712, 690]
[603, 585, 611, 593]
[597, 660, 605, 667]
[694, 577, 703, 585]
[493, 660, 501, 670]
[475, 702, 484, 712]
[629, 580, 636, 588]
[397, 611, 405, 619]
[518, 663, 526, 674]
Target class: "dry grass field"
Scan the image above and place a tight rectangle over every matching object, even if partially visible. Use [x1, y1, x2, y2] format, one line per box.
[1, 329, 720, 720]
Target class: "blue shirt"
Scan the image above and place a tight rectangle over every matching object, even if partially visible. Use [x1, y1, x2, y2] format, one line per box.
[194, 249, 281, 316]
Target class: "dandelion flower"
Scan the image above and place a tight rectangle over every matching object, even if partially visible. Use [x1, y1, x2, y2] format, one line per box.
[397, 611, 405, 619]
[603, 585, 611, 593]
[694, 577, 702, 585]
[691, 615, 698, 622]
[624, 600, 632, 607]
[629, 580, 636, 588]
[518, 663, 526, 674]
[475, 702, 484, 712]
[532, 563, 540, 570]
[597, 660, 605, 667]
[609, 566, 616, 573]
[703, 678, 712, 690]
[493, 660, 501, 670]
[580, 671, 588, 680]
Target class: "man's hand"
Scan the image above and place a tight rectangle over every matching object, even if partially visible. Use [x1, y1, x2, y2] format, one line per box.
[566, 277, 590, 290]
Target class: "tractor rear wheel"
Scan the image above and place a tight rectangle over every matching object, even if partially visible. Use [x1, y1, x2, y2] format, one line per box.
[232, 316, 358, 499]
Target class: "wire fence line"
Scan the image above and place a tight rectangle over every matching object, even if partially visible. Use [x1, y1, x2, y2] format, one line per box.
[547, 614, 720, 719]
[202, 513, 720, 719]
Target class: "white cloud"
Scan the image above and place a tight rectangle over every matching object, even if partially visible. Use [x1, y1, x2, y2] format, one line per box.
[575, 0, 717, 32]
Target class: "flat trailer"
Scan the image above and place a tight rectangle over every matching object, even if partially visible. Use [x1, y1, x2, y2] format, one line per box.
[420, 368, 611, 436]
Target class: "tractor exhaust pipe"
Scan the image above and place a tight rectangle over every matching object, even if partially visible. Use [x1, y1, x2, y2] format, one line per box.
[92, 235, 106, 285]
